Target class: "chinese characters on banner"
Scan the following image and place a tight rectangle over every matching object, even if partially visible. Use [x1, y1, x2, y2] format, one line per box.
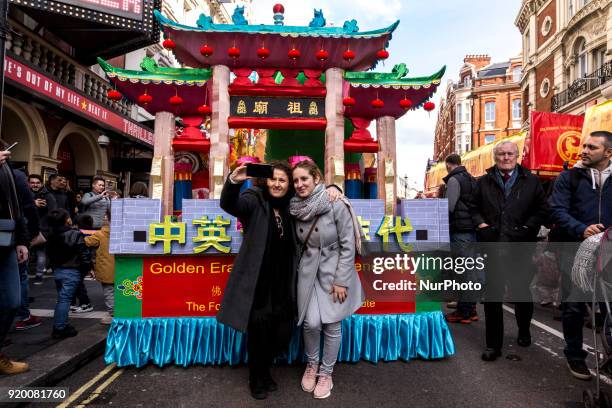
[230, 96, 325, 119]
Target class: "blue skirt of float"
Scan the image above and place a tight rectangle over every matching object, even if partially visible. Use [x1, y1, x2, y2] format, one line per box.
[364, 182, 378, 199]
[173, 180, 192, 212]
[344, 179, 363, 199]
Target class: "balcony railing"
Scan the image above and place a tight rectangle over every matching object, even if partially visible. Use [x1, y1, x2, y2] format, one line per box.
[552, 60, 612, 111]
[5, 20, 134, 117]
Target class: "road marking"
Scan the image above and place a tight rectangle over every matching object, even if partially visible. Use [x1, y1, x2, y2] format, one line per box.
[503, 304, 612, 386]
[76, 368, 124, 407]
[56, 363, 117, 408]
[30, 308, 109, 319]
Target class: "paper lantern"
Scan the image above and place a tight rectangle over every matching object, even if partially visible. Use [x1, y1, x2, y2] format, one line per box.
[107, 89, 122, 101]
[288, 48, 301, 60]
[343, 97, 356, 107]
[400, 98, 412, 110]
[228, 46, 241, 59]
[138, 93, 152, 105]
[200, 44, 214, 57]
[162, 38, 176, 51]
[169, 95, 183, 106]
[316, 49, 329, 62]
[343, 49, 356, 62]
[197, 104, 212, 115]
[424, 101, 436, 112]
[273, 3, 284, 13]
[371, 98, 384, 109]
[257, 47, 271, 59]
[377, 49, 389, 60]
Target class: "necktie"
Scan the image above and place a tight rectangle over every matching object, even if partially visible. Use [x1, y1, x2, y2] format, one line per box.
[502, 172, 510, 184]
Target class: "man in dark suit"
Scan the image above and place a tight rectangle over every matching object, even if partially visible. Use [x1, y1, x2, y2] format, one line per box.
[471, 140, 548, 361]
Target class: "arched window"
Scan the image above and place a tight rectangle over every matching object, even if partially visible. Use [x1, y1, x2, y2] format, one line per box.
[575, 38, 587, 78]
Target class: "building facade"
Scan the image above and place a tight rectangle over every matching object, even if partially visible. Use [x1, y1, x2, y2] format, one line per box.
[432, 54, 523, 162]
[515, 0, 612, 120]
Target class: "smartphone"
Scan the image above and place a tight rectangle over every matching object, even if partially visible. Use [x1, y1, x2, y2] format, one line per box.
[246, 163, 274, 179]
[5, 142, 18, 151]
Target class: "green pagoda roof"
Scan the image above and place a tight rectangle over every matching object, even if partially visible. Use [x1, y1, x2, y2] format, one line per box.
[344, 64, 446, 89]
[97, 57, 211, 85]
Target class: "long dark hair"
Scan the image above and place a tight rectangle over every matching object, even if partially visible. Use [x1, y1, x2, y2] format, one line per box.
[255, 161, 294, 195]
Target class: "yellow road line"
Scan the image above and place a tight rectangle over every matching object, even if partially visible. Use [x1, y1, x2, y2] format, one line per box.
[76, 368, 124, 407]
[56, 363, 116, 408]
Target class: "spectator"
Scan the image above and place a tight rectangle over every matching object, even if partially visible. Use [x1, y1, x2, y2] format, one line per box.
[0, 147, 29, 374]
[75, 191, 84, 214]
[85, 210, 114, 325]
[442, 153, 479, 324]
[47, 209, 92, 339]
[129, 181, 149, 198]
[549, 130, 612, 380]
[471, 140, 548, 362]
[69, 214, 94, 314]
[28, 174, 56, 285]
[81, 176, 110, 229]
[59, 177, 77, 219]
[48, 174, 70, 215]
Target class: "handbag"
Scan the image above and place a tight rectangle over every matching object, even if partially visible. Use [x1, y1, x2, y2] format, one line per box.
[0, 219, 16, 247]
[300, 215, 321, 257]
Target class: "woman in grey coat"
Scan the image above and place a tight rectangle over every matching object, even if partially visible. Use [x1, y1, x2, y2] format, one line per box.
[290, 161, 364, 399]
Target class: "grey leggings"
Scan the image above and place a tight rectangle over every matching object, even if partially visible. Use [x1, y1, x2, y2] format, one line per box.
[303, 291, 342, 375]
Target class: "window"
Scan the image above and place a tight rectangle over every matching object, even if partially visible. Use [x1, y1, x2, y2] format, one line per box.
[485, 101, 496, 122]
[456, 103, 463, 123]
[594, 47, 606, 71]
[513, 67, 522, 82]
[576, 38, 587, 78]
[540, 78, 551, 97]
[512, 99, 522, 119]
[541, 16, 552, 36]
[463, 76, 471, 87]
[525, 30, 530, 58]
[464, 102, 471, 122]
[485, 134, 496, 144]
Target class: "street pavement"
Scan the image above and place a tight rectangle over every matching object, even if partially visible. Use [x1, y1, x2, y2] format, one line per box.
[34, 303, 612, 408]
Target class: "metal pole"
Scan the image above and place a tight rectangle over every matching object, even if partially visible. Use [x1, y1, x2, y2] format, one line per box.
[0, 0, 9, 133]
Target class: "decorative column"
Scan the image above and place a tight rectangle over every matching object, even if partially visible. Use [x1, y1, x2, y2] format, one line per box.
[376, 116, 397, 215]
[210, 65, 231, 198]
[324, 67, 345, 187]
[151, 111, 175, 216]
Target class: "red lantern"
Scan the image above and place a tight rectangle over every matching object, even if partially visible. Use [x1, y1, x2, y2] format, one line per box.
[424, 101, 435, 112]
[316, 49, 329, 62]
[377, 49, 389, 60]
[162, 38, 176, 51]
[343, 49, 356, 62]
[343, 97, 356, 107]
[107, 89, 122, 101]
[257, 47, 270, 59]
[228, 46, 241, 59]
[197, 104, 212, 115]
[400, 98, 412, 110]
[371, 98, 384, 109]
[200, 44, 214, 57]
[273, 3, 284, 13]
[169, 95, 183, 106]
[288, 48, 301, 60]
[138, 93, 152, 105]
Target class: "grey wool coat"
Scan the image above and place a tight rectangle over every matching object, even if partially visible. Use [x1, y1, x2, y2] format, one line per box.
[295, 201, 364, 325]
[217, 178, 299, 332]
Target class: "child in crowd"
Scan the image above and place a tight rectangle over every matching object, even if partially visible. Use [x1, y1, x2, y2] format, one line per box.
[85, 210, 114, 325]
[46, 209, 92, 339]
[69, 214, 95, 313]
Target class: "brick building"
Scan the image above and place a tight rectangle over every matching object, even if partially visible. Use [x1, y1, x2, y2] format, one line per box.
[515, 0, 611, 119]
[433, 82, 456, 161]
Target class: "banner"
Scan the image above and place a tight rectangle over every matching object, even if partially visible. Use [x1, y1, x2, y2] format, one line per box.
[582, 100, 612, 144]
[524, 111, 584, 173]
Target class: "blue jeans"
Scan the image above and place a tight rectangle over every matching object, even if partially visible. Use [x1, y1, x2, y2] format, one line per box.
[53, 268, 81, 330]
[0, 248, 20, 346]
[16, 260, 30, 321]
[451, 231, 478, 318]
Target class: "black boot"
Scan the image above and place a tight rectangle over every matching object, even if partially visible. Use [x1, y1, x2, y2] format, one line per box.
[517, 329, 531, 347]
[481, 348, 502, 361]
[262, 368, 278, 392]
[249, 375, 268, 400]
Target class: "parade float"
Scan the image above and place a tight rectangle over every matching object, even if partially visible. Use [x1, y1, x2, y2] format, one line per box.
[100, 4, 455, 367]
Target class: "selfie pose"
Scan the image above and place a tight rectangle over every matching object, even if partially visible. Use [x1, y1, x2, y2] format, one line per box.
[290, 161, 364, 399]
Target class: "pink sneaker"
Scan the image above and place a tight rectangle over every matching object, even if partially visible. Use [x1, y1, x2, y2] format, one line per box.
[313, 374, 333, 399]
[301, 363, 318, 392]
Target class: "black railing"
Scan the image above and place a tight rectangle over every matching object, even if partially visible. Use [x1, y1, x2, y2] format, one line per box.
[552, 61, 612, 111]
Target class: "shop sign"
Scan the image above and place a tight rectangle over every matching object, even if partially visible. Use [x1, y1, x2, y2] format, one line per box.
[230, 96, 325, 119]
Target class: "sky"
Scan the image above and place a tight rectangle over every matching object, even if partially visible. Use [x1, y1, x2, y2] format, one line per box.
[248, 0, 523, 189]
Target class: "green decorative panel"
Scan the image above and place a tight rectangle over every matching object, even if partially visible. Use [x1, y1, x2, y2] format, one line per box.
[115, 257, 143, 318]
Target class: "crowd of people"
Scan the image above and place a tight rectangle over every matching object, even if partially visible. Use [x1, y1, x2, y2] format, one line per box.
[0, 138, 149, 375]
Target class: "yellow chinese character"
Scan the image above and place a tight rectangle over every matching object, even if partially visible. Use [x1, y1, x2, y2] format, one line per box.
[192, 215, 232, 254]
[253, 101, 268, 115]
[287, 101, 303, 114]
[237, 100, 247, 115]
[148, 215, 186, 254]
[376, 216, 414, 252]
[308, 101, 318, 116]
[211, 285, 222, 297]
[357, 216, 371, 241]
